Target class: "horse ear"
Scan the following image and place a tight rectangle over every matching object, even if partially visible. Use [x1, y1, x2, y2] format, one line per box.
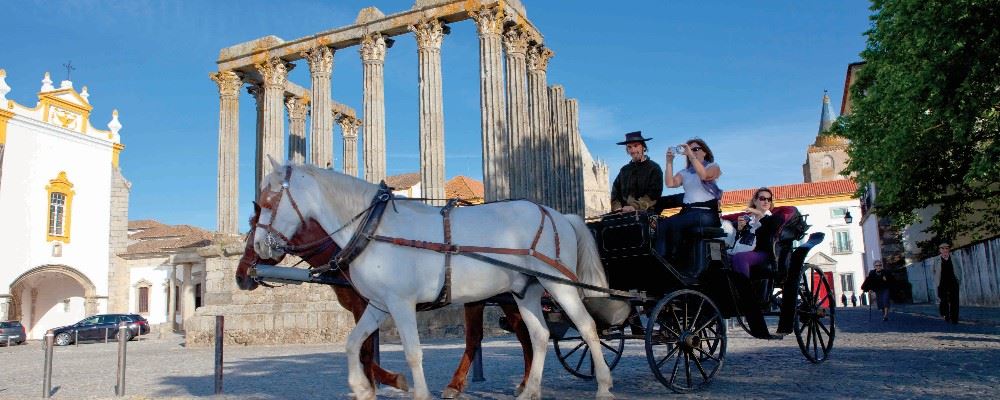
[267, 155, 281, 173]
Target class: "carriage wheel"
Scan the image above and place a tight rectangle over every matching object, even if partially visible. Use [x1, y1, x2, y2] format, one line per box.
[794, 264, 836, 363]
[553, 325, 626, 379]
[645, 290, 726, 393]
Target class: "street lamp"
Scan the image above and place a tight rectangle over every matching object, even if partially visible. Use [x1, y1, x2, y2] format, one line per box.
[844, 210, 853, 224]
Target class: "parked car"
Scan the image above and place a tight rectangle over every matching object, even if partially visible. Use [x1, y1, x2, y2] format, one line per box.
[48, 314, 150, 346]
[0, 320, 26, 346]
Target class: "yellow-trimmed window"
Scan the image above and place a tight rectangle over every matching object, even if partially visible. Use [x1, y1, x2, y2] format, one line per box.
[46, 171, 75, 243]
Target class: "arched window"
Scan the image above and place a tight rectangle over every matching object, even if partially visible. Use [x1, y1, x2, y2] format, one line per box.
[46, 172, 75, 243]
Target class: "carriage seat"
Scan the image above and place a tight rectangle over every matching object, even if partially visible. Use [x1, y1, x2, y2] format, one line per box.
[686, 226, 726, 239]
[720, 205, 810, 279]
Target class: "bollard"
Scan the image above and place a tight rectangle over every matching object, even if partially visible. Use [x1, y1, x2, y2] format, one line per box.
[105, 327, 109, 344]
[214, 315, 224, 395]
[43, 332, 54, 398]
[115, 322, 128, 396]
[472, 346, 485, 382]
[75, 330, 79, 347]
[372, 329, 380, 365]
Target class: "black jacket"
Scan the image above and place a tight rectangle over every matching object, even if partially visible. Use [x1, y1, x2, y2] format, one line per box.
[611, 158, 663, 211]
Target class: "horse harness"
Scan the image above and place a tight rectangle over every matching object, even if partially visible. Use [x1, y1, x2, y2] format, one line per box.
[256, 166, 627, 311]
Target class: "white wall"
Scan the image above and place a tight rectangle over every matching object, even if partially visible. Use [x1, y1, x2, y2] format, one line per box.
[797, 199, 867, 306]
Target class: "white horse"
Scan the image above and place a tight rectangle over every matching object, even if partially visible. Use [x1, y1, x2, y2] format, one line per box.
[253, 160, 614, 400]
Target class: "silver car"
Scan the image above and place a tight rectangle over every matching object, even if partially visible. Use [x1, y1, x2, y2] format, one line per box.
[0, 320, 26, 346]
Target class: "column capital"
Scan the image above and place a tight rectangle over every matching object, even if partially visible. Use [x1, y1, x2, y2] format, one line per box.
[528, 46, 555, 72]
[503, 26, 531, 56]
[410, 18, 446, 51]
[470, 5, 505, 37]
[337, 115, 361, 138]
[254, 57, 291, 88]
[246, 83, 264, 103]
[209, 70, 242, 98]
[360, 33, 387, 63]
[285, 96, 308, 121]
[301, 46, 334, 76]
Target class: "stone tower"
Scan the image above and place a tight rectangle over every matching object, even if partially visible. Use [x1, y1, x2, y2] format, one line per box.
[803, 91, 851, 183]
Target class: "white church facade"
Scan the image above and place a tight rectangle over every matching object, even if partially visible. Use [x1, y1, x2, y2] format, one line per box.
[0, 69, 130, 339]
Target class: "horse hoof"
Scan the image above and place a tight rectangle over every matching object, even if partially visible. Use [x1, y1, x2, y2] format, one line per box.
[441, 387, 460, 399]
[514, 383, 525, 397]
[596, 392, 616, 400]
[395, 375, 410, 392]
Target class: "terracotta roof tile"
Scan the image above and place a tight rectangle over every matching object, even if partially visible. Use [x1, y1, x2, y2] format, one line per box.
[446, 176, 484, 202]
[385, 173, 421, 190]
[128, 220, 166, 230]
[721, 179, 858, 207]
[123, 222, 213, 255]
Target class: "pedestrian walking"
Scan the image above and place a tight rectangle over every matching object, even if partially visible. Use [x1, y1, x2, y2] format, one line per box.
[934, 242, 961, 324]
[862, 260, 893, 321]
[851, 294, 857, 307]
[841, 293, 848, 307]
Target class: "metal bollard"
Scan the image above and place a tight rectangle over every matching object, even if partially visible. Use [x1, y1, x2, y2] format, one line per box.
[115, 322, 128, 396]
[214, 315, 224, 395]
[105, 327, 109, 344]
[43, 332, 54, 398]
[372, 329, 380, 365]
[75, 330, 79, 347]
[472, 346, 485, 382]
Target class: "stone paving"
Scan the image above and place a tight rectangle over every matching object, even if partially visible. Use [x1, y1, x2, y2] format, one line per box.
[1, 307, 998, 399]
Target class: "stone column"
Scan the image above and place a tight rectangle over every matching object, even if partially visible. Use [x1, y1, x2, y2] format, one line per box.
[181, 264, 195, 330]
[410, 18, 447, 205]
[567, 98, 584, 216]
[302, 46, 334, 168]
[210, 71, 241, 234]
[471, 5, 509, 201]
[338, 115, 361, 177]
[166, 266, 177, 332]
[548, 85, 567, 212]
[248, 84, 265, 198]
[503, 26, 531, 200]
[286, 95, 308, 163]
[254, 57, 291, 180]
[527, 46, 554, 205]
[360, 33, 388, 182]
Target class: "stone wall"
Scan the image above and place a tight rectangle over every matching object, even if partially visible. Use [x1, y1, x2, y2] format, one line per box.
[107, 169, 131, 312]
[906, 235, 1000, 306]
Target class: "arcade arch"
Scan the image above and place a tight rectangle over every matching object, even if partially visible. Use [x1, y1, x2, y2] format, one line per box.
[8, 264, 98, 339]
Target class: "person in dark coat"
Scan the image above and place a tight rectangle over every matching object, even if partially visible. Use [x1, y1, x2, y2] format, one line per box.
[862, 260, 894, 321]
[730, 187, 780, 278]
[610, 131, 663, 212]
[934, 242, 961, 324]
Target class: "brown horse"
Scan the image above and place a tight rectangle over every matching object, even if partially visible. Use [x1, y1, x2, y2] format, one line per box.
[234, 204, 533, 397]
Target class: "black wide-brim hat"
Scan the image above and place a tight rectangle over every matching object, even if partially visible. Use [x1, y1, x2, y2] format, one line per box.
[617, 131, 653, 145]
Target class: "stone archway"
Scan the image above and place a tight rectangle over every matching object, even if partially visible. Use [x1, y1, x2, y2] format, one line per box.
[9, 264, 98, 339]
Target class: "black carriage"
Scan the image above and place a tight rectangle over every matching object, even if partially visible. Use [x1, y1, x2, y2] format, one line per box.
[544, 206, 835, 393]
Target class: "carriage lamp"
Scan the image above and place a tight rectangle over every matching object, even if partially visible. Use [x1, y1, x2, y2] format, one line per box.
[844, 211, 854, 224]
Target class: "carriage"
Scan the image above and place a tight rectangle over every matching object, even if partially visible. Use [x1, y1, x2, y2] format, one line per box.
[541, 206, 835, 393]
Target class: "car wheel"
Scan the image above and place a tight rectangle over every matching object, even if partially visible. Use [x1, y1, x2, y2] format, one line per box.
[55, 332, 72, 346]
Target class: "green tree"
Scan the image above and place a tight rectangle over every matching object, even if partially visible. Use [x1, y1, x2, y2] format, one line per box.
[841, 0, 1000, 248]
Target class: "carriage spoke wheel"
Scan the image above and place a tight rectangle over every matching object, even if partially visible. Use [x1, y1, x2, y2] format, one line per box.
[645, 290, 726, 393]
[553, 325, 626, 379]
[794, 264, 836, 363]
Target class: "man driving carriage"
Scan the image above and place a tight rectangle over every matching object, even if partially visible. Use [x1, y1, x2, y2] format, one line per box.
[610, 131, 663, 213]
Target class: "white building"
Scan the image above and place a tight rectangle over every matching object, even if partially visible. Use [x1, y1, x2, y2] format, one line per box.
[0, 69, 129, 339]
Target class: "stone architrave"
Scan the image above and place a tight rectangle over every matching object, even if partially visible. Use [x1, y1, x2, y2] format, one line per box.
[302, 46, 334, 169]
[567, 98, 584, 216]
[254, 57, 291, 181]
[527, 46, 554, 205]
[548, 85, 567, 212]
[471, 5, 509, 201]
[360, 33, 388, 182]
[247, 84, 265, 199]
[503, 25, 531, 200]
[410, 18, 447, 205]
[338, 115, 362, 177]
[286, 95, 309, 163]
[209, 70, 241, 234]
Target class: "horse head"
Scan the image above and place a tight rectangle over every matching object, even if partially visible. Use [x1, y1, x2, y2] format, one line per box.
[253, 160, 312, 261]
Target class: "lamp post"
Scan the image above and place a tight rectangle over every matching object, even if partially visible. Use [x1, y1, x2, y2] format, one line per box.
[844, 210, 853, 224]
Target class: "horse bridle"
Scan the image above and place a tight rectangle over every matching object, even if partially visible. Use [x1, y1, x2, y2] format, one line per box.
[255, 166, 308, 252]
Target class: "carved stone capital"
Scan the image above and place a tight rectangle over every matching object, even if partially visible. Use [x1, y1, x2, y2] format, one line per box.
[527, 46, 555, 72]
[255, 57, 290, 88]
[337, 115, 361, 138]
[470, 5, 504, 37]
[503, 26, 531, 56]
[209, 70, 242, 98]
[360, 33, 387, 63]
[301, 46, 334, 76]
[285, 96, 309, 121]
[410, 18, 445, 51]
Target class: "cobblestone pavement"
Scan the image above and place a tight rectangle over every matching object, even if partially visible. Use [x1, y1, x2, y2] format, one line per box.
[2, 308, 998, 399]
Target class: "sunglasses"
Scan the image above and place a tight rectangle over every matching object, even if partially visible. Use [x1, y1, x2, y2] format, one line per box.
[689, 146, 703, 152]
[757, 196, 772, 202]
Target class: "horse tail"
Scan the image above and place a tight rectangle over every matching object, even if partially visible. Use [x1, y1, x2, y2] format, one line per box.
[565, 214, 609, 298]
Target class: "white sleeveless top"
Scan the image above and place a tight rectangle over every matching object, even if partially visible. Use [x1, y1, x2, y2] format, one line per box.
[680, 162, 719, 204]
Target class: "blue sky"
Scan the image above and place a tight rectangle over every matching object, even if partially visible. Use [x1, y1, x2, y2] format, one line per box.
[3, 0, 872, 231]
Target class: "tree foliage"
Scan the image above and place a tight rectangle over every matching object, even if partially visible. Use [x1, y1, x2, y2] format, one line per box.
[841, 0, 1000, 247]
